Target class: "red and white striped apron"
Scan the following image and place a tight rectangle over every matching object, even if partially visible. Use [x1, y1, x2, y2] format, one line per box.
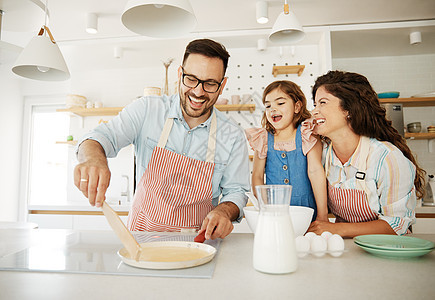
[325, 137, 378, 223]
[127, 113, 217, 232]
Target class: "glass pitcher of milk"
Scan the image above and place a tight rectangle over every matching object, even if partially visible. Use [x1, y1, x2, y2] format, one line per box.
[253, 185, 297, 274]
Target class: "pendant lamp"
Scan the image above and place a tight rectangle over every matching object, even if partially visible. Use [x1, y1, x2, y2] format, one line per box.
[269, 0, 304, 44]
[0, 10, 23, 64]
[12, 1, 70, 81]
[121, 0, 196, 38]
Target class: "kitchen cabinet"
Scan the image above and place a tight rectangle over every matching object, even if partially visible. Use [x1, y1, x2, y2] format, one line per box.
[379, 97, 435, 140]
[414, 206, 435, 234]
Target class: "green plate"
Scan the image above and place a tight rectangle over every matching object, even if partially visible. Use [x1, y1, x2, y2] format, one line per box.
[355, 243, 434, 259]
[354, 235, 434, 251]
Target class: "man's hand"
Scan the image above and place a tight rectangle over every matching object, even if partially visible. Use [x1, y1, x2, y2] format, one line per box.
[199, 202, 239, 240]
[74, 140, 111, 207]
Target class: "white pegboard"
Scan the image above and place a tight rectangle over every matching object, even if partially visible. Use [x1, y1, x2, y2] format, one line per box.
[221, 44, 324, 131]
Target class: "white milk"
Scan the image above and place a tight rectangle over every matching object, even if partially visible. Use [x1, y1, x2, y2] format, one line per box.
[253, 207, 298, 274]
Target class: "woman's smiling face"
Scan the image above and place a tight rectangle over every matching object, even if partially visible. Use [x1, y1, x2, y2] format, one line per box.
[312, 86, 351, 138]
[264, 88, 301, 133]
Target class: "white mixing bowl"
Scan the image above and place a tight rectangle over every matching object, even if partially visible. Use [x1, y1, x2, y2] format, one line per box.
[243, 206, 314, 236]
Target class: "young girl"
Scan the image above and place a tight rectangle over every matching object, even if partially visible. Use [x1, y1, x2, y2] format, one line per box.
[246, 81, 328, 221]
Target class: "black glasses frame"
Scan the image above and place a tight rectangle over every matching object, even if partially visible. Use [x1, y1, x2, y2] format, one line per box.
[181, 67, 225, 93]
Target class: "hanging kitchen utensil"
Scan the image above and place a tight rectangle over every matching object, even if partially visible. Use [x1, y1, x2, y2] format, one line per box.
[101, 201, 142, 261]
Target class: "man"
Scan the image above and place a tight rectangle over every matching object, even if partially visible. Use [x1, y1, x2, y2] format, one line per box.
[74, 39, 249, 240]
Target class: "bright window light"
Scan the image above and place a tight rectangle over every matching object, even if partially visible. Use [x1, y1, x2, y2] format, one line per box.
[28, 105, 69, 205]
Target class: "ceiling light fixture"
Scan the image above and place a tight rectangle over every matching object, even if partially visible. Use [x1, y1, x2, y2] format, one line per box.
[269, 0, 305, 44]
[257, 38, 267, 51]
[86, 13, 98, 34]
[121, 0, 197, 38]
[12, 0, 69, 81]
[256, 1, 268, 24]
[114, 46, 123, 59]
[0, 9, 23, 64]
[410, 31, 422, 45]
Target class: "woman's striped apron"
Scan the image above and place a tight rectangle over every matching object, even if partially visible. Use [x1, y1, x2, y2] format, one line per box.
[325, 136, 378, 223]
[127, 113, 217, 232]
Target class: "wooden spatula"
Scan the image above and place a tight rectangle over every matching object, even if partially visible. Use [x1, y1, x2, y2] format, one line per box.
[101, 201, 142, 261]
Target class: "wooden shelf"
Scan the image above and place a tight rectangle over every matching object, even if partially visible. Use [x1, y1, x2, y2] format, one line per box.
[272, 65, 305, 77]
[216, 104, 256, 113]
[56, 141, 78, 145]
[405, 132, 435, 140]
[379, 97, 435, 107]
[57, 107, 124, 116]
[57, 104, 256, 116]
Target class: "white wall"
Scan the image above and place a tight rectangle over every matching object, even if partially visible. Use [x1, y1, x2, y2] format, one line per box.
[0, 66, 23, 221]
[333, 54, 435, 175]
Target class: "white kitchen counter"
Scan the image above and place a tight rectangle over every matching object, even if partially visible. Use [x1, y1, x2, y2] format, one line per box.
[28, 202, 131, 212]
[0, 229, 434, 300]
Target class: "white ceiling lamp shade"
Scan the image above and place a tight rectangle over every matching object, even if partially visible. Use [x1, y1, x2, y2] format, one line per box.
[12, 26, 70, 81]
[410, 31, 422, 45]
[269, 0, 305, 45]
[121, 0, 196, 38]
[12, 0, 69, 81]
[0, 10, 23, 63]
[86, 13, 98, 34]
[256, 1, 268, 24]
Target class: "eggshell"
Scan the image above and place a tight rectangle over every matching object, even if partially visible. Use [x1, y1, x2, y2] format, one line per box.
[295, 236, 310, 258]
[304, 232, 317, 241]
[320, 231, 333, 241]
[327, 234, 344, 257]
[310, 235, 327, 257]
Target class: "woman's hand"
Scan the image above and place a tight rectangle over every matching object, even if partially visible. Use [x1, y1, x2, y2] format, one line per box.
[308, 219, 396, 238]
[307, 220, 337, 235]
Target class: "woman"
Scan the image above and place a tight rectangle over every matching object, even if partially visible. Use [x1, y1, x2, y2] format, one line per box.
[308, 70, 426, 237]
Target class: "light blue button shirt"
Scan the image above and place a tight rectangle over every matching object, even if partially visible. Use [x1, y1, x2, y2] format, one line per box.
[79, 94, 250, 220]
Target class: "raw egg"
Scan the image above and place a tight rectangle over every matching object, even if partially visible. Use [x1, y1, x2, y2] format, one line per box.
[320, 231, 332, 241]
[327, 234, 344, 257]
[295, 235, 310, 258]
[310, 235, 327, 257]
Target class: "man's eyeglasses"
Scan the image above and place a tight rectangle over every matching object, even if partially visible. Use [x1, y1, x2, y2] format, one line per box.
[181, 67, 224, 93]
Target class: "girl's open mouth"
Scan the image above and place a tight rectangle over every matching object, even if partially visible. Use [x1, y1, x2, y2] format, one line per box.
[272, 114, 282, 122]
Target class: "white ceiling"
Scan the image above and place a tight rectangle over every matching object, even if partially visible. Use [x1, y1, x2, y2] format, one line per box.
[1, 0, 435, 69]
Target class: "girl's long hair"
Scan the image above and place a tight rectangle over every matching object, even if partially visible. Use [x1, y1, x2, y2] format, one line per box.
[261, 81, 311, 134]
[312, 70, 426, 198]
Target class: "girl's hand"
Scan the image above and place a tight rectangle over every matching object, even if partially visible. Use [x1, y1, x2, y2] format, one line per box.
[307, 220, 337, 235]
